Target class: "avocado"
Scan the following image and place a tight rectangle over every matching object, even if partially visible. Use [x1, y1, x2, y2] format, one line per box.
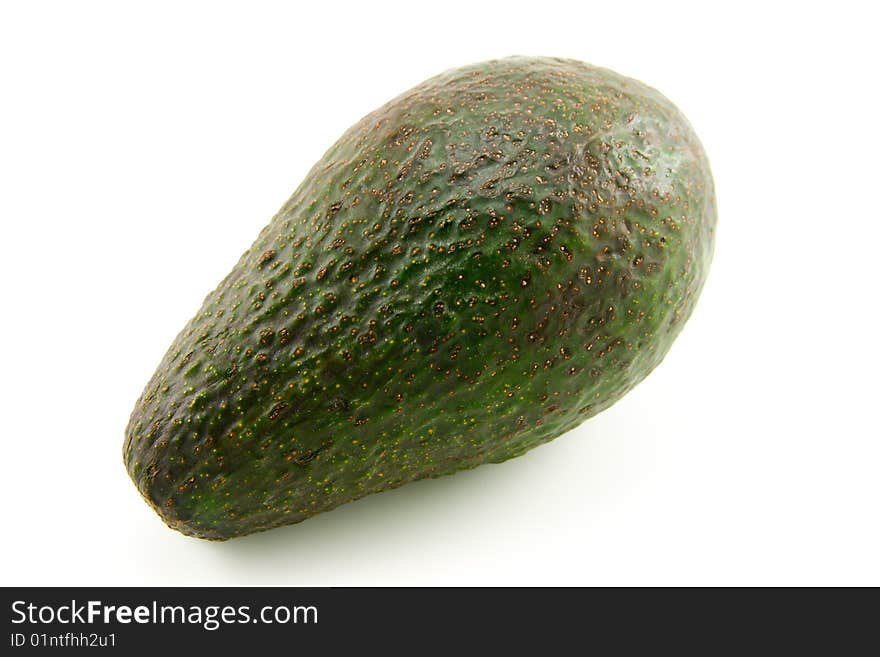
[124, 56, 716, 540]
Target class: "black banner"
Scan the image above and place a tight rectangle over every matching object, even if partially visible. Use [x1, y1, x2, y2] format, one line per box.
[1, 587, 875, 652]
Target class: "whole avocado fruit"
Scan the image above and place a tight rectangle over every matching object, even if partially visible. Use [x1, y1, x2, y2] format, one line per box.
[124, 56, 716, 540]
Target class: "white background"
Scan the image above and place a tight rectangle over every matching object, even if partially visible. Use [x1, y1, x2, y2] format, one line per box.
[1, 1, 878, 586]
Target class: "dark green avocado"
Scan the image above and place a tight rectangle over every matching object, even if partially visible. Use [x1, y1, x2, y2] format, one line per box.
[124, 56, 716, 540]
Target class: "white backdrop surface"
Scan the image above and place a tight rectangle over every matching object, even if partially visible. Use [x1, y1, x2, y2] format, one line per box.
[1, 1, 877, 585]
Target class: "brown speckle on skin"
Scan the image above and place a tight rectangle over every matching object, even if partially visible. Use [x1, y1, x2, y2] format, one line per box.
[257, 250, 276, 267]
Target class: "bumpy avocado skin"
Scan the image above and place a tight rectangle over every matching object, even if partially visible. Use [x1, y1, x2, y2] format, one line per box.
[124, 57, 716, 540]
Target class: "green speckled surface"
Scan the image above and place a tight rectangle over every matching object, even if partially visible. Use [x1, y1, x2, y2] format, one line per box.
[124, 56, 716, 540]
